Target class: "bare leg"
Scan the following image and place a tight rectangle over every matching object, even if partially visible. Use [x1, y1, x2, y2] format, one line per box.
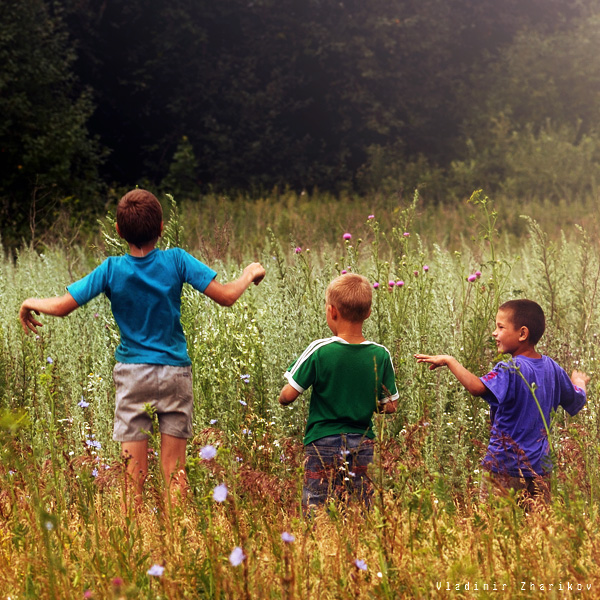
[161, 434, 188, 504]
[121, 440, 148, 508]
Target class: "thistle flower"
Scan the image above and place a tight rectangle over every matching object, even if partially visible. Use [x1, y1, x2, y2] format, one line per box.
[396, 280, 404, 287]
[388, 280, 395, 287]
[343, 232, 352, 240]
[213, 483, 228, 503]
[341, 269, 347, 274]
[475, 270, 482, 278]
[368, 214, 375, 219]
[423, 265, 429, 272]
[229, 546, 246, 566]
[294, 247, 302, 254]
[467, 274, 477, 282]
[403, 232, 410, 237]
[373, 282, 379, 289]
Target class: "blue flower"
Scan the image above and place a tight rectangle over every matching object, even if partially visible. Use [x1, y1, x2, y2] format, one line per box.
[92, 468, 98, 477]
[281, 532, 295, 543]
[200, 445, 217, 460]
[210, 419, 218, 425]
[213, 483, 228, 503]
[147, 564, 165, 577]
[354, 559, 367, 571]
[239, 400, 247, 406]
[240, 374, 250, 384]
[229, 546, 246, 567]
[46, 357, 53, 364]
[78, 397, 90, 408]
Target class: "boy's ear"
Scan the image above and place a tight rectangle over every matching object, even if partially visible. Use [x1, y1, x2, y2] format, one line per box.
[160, 221, 164, 236]
[365, 307, 372, 319]
[115, 223, 123, 238]
[328, 304, 338, 320]
[519, 326, 530, 342]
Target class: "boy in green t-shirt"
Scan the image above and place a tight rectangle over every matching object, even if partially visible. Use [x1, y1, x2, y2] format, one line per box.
[279, 273, 398, 510]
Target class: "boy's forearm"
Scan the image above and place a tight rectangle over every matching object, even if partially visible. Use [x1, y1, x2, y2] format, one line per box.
[21, 294, 79, 317]
[445, 357, 486, 396]
[204, 263, 265, 307]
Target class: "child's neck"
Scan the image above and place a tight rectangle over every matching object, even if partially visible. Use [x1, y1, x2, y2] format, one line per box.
[128, 240, 158, 257]
[511, 344, 541, 359]
[334, 322, 365, 344]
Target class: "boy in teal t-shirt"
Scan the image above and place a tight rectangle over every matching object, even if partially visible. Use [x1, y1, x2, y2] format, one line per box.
[19, 189, 266, 506]
[280, 273, 398, 509]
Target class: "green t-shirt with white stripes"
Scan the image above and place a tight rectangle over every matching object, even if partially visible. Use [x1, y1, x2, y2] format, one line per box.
[285, 336, 399, 445]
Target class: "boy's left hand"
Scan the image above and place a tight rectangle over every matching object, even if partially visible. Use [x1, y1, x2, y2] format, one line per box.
[19, 302, 43, 334]
[571, 370, 590, 391]
[244, 262, 266, 285]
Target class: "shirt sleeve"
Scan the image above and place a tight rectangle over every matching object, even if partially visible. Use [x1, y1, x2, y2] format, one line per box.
[66, 260, 109, 307]
[380, 352, 399, 403]
[177, 249, 217, 293]
[558, 367, 587, 416]
[284, 349, 317, 394]
[479, 361, 511, 408]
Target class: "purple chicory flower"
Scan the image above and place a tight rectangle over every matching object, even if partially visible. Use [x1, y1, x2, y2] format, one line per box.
[229, 546, 246, 566]
[200, 445, 217, 460]
[46, 357, 53, 364]
[213, 483, 228, 503]
[78, 398, 90, 408]
[281, 532, 295, 543]
[354, 559, 368, 571]
[147, 564, 165, 577]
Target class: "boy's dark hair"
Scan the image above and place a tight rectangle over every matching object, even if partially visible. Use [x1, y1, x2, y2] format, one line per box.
[326, 273, 372, 322]
[500, 299, 545, 345]
[117, 189, 163, 247]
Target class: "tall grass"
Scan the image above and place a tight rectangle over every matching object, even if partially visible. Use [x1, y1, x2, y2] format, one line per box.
[1, 191, 600, 598]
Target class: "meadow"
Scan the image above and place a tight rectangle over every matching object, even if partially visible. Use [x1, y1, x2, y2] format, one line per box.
[1, 190, 600, 599]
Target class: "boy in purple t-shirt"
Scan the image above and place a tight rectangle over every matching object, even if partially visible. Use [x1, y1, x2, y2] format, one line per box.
[415, 299, 588, 503]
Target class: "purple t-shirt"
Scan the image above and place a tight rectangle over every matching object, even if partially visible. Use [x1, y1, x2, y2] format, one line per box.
[479, 355, 586, 477]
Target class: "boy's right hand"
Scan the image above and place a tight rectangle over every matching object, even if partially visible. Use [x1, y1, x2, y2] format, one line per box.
[244, 262, 266, 285]
[571, 370, 590, 392]
[414, 354, 452, 370]
[19, 301, 43, 334]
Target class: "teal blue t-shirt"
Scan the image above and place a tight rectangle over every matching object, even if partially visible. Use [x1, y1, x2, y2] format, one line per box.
[285, 337, 399, 445]
[67, 248, 216, 366]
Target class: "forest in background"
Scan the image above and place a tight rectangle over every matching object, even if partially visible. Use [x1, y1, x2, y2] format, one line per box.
[3, 0, 600, 244]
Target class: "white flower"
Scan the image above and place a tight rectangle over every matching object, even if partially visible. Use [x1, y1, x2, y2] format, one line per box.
[200, 445, 217, 460]
[213, 483, 228, 503]
[147, 564, 165, 577]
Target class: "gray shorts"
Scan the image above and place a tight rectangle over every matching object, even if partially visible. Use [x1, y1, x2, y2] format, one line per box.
[112, 363, 194, 442]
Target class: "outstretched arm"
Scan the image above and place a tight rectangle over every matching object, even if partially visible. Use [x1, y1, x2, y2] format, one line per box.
[279, 384, 301, 406]
[414, 354, 486, 396]
[204, 262, 266, 307]
[19, 293, 80, 334]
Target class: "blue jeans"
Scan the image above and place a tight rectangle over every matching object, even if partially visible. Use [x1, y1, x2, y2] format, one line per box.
[303, 434, 374, 509]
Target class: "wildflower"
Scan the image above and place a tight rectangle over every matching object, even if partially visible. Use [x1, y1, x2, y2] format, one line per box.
[396, 280, 404, 287]
[294, 247, 302, 254]
[213, 483, 228, 503]
[147, 564, 165, 577]
[475, 270, 482, 278]
[388, 280, 395, 287]
[240, 374, 250, 384]
[94, 313, 99, 318]
[239, 399, 247, 406]
[92, 468, 98, 477]
[84, 591, 93, 599]
[112, 577, 124, 587]
[348, 471, 356, 477]
[373, 282, 379, 289]
[354, 559, 367, 571]
[368, 214, 375, 219]
[423, 265, 429, 272]
[86, 438, 102, 449]
[281, 532, 295, 543]
[44, 520, 54, 530]
[341, 269, 347, 274]
[210, 419, 218, 425]
[78, 397, 90, 408]
[343, 232, 352, 240]
[229, 547, 246, 567]
[467, 274, 477, 282]
[46, 357, 53, 364]
[413, 270, 419, 276]
[200, 445, 217, 460]
[403, 232, 410, 237]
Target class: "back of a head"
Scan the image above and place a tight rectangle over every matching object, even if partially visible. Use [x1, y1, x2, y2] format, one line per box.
[116, 189, 163, 247]
[326, 273, 372, 322]
[500, 299, 545, 345]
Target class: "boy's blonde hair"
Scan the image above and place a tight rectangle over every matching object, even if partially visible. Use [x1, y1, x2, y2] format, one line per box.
[117, 189, 163, 247]
[326, 273, 372, 322]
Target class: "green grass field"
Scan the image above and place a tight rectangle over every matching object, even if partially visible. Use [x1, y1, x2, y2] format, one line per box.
[1, 191, 600, 598]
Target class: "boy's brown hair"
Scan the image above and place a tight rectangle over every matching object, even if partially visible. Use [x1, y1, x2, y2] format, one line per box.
[326, 273, 372, 323]
[500, 299, 546, 345]
[117, 189, 163, 247]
